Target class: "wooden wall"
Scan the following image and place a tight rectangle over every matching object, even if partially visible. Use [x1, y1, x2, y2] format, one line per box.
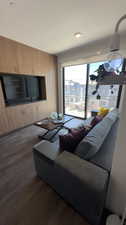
[0, 36, 58, 136]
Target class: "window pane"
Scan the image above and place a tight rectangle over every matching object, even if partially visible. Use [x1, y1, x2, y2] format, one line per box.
[64, 65, 87, 118]
[87, 62, 119, 118]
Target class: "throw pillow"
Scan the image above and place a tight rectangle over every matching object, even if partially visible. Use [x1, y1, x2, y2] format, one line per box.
[90, 115, 103, 127]
[59, 126, 88, 152]
[98, 107, 109, 117]
[70, 126, 88, 141]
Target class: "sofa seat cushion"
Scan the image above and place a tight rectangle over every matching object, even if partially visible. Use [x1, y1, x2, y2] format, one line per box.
[75, 109, 119, 161]
[55, 151, 108, 189]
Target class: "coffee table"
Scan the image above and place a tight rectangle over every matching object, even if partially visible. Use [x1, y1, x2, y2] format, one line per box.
[35, 115, 73, 141]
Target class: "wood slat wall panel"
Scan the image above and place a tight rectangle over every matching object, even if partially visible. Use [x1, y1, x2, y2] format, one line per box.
[0, 36, 58, 136]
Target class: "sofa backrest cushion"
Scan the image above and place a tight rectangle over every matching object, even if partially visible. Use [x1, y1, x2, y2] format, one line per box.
[75, 109, 119, 160]
[105, 108, 119, 122]
[89, 118, 119, 172]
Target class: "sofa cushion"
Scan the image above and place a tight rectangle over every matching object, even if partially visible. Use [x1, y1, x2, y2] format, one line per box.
[75, 109, 118, 160]
[55, 151, 108, 187]
[90, 118, 119, 172]
[105, 108, 119, 122]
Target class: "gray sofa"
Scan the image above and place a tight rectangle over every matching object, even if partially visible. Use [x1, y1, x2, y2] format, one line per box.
[33, 109, 119, 225]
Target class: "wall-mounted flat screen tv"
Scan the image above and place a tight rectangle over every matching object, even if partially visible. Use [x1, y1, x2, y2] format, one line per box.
[0, 73, 46, 106]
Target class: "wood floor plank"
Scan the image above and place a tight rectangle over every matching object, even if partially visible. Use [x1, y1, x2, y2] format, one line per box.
[0, 125, 89, 225]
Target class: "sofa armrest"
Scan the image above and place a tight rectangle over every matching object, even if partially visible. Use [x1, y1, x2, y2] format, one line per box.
[55, 151, 108, 225]
[33, 140, 60, 162]
[33, 140, 61, 183]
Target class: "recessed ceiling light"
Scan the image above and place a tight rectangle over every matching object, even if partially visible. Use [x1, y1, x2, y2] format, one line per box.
[74, 32, 82, 38]
[97, 51, 101, 55]
[8, 0, 16, 6]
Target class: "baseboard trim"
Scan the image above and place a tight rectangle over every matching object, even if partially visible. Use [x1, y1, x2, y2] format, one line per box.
[0, 119, 44, 138]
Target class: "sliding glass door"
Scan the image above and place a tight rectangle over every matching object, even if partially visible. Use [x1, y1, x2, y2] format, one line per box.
[63, 61, 122, 119]
[63, 64, 87, 118]
[87, 62, 120, 118]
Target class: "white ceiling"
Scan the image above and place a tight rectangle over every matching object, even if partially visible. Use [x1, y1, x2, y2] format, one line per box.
[0, 0, 126, 55]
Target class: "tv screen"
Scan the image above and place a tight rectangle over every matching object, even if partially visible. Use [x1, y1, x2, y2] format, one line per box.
[0, 74, 46, 106]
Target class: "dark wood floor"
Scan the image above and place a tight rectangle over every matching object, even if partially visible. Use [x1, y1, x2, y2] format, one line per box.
[0, 125, 89, 225]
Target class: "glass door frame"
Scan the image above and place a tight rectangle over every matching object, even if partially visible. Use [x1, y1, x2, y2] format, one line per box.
[62, 64, 89, 119]
[63, 60, 125, 120]
[116, 58, 126, 108]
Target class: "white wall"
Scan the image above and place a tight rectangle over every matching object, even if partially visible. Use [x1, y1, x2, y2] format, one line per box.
[58, 32, 126, 65]
[107, 86, 126, 215]
[57, 33, 126, 215]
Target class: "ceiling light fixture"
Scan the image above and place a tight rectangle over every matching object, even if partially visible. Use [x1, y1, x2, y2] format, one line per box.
[97, 51, 101, 55]
[8, 0, 15, 6]
[74, 32, 82, 38]
[104, 14, 126, 72]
